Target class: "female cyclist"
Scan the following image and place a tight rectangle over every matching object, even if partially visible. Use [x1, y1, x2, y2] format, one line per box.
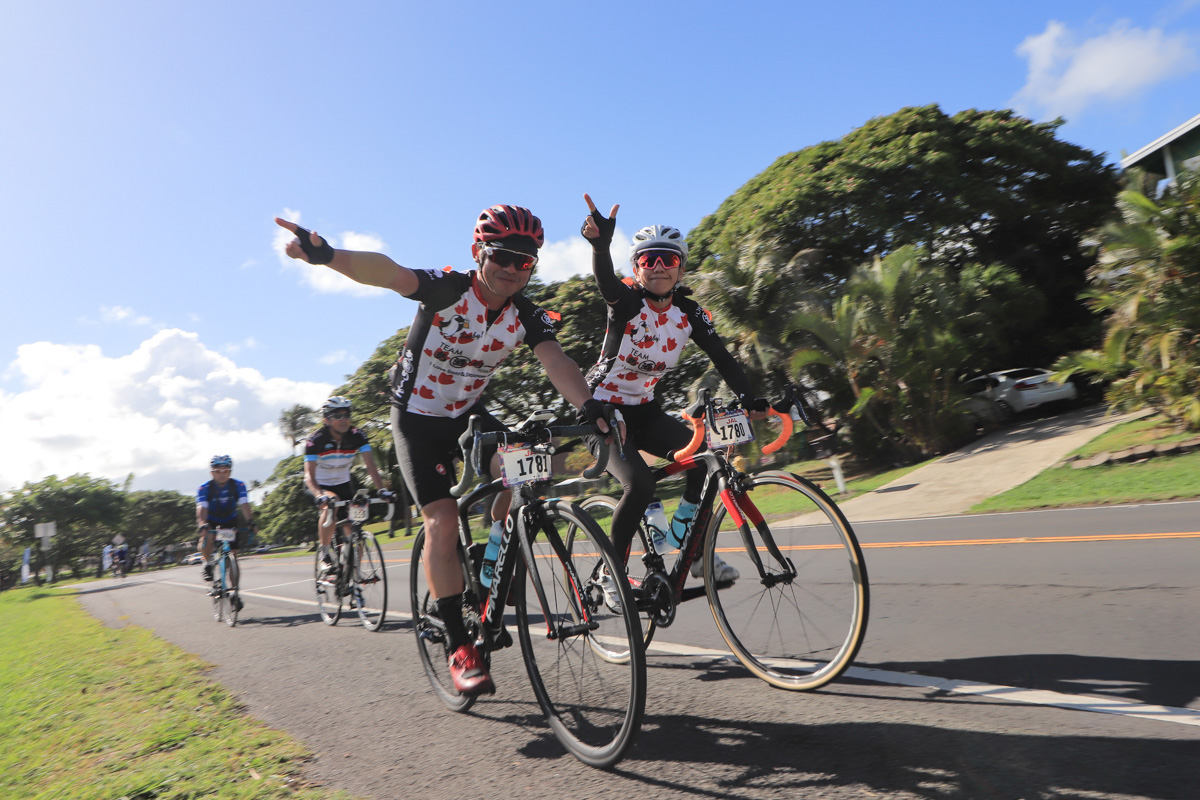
[580, 194, 767, 606]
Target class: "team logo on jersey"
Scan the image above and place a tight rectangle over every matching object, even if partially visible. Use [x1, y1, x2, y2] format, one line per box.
[434, 312, 481, 346]
[422, 269, 444, 280]
[436, 463, 447, 475]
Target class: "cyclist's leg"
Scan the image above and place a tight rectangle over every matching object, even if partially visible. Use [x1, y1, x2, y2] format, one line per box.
[393, 405, 493, 695]
[198, 528, 214, 579]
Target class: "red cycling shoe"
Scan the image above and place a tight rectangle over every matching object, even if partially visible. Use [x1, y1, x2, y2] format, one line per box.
[448, 644, 495, 696]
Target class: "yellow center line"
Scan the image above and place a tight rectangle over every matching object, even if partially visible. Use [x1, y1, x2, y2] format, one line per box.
[861, 531, 1200, 549]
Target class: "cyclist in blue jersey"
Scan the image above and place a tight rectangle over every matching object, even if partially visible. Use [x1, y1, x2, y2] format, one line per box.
[303, 396, 391, 575]
[580, 194, 768, 606]
[196, 455, 255, 581]
[276, 206, 615, 697]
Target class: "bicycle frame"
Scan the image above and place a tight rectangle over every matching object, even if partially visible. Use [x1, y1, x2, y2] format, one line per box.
[642, 450, 795, 606]
[454, 455, 601, 653]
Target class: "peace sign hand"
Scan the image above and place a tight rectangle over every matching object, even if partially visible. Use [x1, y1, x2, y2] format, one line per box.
[274, 217, 336, 265]
[581, 193, 619, 251]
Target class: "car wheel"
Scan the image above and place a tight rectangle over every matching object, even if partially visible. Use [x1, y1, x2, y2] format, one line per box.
[996, 400, 1015, 420]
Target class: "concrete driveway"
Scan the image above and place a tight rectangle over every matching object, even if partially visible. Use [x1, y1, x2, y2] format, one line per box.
[817, 404, 1142, 523]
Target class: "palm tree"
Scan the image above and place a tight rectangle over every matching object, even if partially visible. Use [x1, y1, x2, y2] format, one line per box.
[1055, 172, 1200, 429]
[689, 233, 824, 395]
[279, 404, 318, 455]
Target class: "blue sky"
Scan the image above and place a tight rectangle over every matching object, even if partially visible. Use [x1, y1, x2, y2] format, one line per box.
[2, 0, 1198, 495]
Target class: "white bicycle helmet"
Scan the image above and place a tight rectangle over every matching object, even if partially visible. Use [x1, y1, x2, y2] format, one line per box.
[321, 396, 352, 415]
[629, 225, 688, 267]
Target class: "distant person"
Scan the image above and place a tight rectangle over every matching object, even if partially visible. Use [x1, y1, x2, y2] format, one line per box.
[303, 396, 391, 576]
[195, 455, 255, 581]
[276, 205, 614, 697]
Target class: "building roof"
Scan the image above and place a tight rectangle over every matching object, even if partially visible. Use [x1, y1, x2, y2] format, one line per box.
[1121, 112, 1200, 176]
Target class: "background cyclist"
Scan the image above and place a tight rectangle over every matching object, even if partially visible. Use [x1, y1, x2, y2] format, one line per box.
[580, 194, 767, 603]
[303, 395, 391, 576]
[196, 455, 255, 581]
[276, 205, 613, 697]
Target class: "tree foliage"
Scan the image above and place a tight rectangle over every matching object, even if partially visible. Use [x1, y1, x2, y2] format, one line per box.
[122, 490, 196, 551]
[788, 246, 1039, 460]
[1055, 170, 1200, 429]
[279, 404, 319, 455]
[688, 105, 1117, 367]
[0, 474, 127, 580]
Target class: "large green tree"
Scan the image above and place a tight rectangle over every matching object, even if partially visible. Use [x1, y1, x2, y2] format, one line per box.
[1055, 170, 1200, 429]
[122, 489, 195, 556]
[0, 474, 126, 580]
[688, 105, 1117, 367]
[279, 404, 319, 455]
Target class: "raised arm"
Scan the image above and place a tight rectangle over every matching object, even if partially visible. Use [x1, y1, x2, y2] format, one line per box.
[275, 217, 420, 296]
[581, 194, 625, 304]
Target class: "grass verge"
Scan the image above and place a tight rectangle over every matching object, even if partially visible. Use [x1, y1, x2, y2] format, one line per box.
[0, 587, 354, 800]
[972, 413, 1200, 513]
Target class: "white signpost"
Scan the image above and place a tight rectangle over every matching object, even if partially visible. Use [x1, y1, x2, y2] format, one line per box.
[34, 522, 56, 582]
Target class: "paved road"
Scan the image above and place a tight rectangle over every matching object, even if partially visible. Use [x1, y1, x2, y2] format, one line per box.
[78, 499, 1200, 800]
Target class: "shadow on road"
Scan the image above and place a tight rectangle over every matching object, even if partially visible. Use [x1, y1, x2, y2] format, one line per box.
[604, 711, 1195, 799]
[870, 653, 1200, 710]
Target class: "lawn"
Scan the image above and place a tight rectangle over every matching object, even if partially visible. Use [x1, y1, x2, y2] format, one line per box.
[0, 587, 355, 800]
[972, 413, 1200, 512]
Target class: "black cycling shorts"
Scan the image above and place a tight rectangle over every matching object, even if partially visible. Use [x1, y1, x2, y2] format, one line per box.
[390, 404, 507, 509]
[309, 481, 357, 521]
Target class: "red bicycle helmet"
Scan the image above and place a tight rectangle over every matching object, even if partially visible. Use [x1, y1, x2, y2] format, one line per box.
[473, 205, 545, 248]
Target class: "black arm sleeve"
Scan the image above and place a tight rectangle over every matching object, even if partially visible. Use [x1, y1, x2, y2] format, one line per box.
[685, 302, 755, 400]
[592, 248, 628, 306]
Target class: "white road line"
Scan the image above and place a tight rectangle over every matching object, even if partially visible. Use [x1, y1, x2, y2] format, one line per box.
[149, 579, 1200, 729]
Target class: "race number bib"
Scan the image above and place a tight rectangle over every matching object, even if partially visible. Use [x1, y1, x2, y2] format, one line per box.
[498, 443, 552, 487]
[707, 409, 755, 449]
[214, 527, 237, 542]
[349, 503, 370, 522]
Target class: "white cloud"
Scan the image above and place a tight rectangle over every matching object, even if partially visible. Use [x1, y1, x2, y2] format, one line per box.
[0, 328, 332, 494]
[80, 305, 163, 329]
[273, 208, 389, 297]
[536, 227, 631, 284]
[1013, 20, 1199, 119]
[318, 349, 354, 365]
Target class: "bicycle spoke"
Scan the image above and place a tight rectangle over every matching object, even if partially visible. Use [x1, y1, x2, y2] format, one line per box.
[705, 471, 868, 691]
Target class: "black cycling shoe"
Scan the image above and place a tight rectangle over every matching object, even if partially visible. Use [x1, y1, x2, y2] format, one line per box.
[201, 564, 213, 581]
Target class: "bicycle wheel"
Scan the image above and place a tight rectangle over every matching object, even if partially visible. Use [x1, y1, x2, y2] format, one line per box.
[353, 533, 388, 631]
[574, 494, 658, 660]
[315, 548, 342, 625]
[515, 499, 645, 769]
[703, 470, 869, 691]
[222, 553, 240, 628]
[409, 527, 481, 713]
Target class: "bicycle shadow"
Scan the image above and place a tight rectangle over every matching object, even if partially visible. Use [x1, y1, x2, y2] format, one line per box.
[599, 711, 1197, 799]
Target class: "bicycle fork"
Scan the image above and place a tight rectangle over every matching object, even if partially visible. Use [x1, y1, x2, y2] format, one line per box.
[718, 487, 796, 586]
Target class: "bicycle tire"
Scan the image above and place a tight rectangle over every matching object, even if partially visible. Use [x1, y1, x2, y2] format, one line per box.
[574, 494, 659, 660]
[315, 548, 342, 625]
[222, 553, 240, 628]
[514, 499, 646, 769]
[211, 556, 228, 624]
[703, 470, 869, 691]
[409, 527, 482, 713]
[353, 533, 388, 631]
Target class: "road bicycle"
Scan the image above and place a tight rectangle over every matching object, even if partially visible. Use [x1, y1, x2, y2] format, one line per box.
[315, 490, 393, 631]
[577, 386, 869, 691]
[409, 410, 646, 769]
[206, 525, 243, 627]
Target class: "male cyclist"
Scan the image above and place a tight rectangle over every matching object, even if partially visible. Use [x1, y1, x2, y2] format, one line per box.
[303, 396, 390, 575]
[580, 194, 768, 607]
[196, 455, 255, 581]
[276, 205, 614, 696]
